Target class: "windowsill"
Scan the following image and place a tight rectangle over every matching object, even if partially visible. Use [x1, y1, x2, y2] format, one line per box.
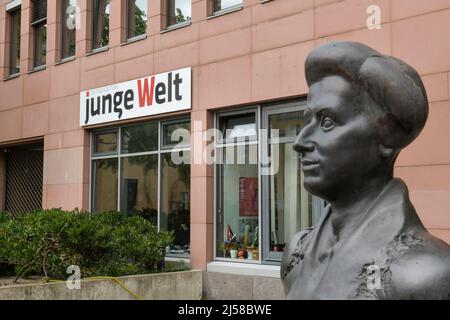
[161, 20, 192, 34]
[207, 5, 243, 20]
[86, 46, 109, 56]
[165, 256, 190, 264]
[4, 73, 20, 81]
[56, 56, 75, 66]
[121, 34, 147, 46]
[207, 261, 281, 278]
[28, 65, 46, 74]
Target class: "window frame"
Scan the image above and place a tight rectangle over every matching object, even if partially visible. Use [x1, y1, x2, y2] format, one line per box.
[7, 6, 21, 76]
[214, 102, 324, 266]
[91, 0, 110, 52]
[214, 107, 261, 264]
[211, 0, 243, 17]
[60, 0, 76, 61]
[125, 0, 148, 41]
[31, 0, 47, 69]
[165, 0, 192, 30]
[90, 117, 191, 258]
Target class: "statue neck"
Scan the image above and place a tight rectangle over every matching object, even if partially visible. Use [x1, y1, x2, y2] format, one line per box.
[327, 175, 393, 240]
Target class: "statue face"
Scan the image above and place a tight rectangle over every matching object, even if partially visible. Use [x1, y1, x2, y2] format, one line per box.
[293, 75, 384, 200]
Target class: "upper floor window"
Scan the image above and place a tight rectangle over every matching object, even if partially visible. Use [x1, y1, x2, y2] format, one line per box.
[31, 0, 47, 68]
[166, 0, 191, 28]
[60, 0, 77, 60]
[8, 7, 21, 75]
[212, 0, 242, 14]
[92, 0, 110, 50]
[126, 0, 148, 40]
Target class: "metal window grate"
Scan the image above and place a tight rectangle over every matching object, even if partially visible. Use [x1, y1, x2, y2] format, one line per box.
[5, 143, 43, 216]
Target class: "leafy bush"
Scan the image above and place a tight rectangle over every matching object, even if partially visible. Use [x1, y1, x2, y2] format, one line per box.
[0, 209, 174, 280]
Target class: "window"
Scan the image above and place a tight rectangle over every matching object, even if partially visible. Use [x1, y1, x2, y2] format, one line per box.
[212, 0, 243, 14]
[126, 0, 148, 40]
[91, 119, 191, 257]
[215, 102, 322, 264]
[8, 7, 21, 75]
[60, 0, 77, 59]
[166, 0, 191, 28]
[92, 0, 110, 50]
[32, 0, 47, 68]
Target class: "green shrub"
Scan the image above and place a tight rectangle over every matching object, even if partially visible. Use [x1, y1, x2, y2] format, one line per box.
[0, 209, 174, 280]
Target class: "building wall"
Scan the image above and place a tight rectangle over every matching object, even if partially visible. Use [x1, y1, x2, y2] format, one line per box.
[0, 0, 449, 271]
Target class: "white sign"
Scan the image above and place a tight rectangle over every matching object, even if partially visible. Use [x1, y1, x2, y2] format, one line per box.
[80, 67, 191, 127]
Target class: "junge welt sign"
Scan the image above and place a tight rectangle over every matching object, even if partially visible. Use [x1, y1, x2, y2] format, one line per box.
[80, 67, 191, 127]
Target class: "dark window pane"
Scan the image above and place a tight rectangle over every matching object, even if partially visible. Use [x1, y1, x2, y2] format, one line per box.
[219, 113, 256, 142]
[93, 158, 118, 212]
[121, 123, 158, 153]
[61, 0, 77, 59]
[120, 155, 158, 224]
[32, 0, 47, 22]
[127, 0, 147, 39]
[213, 0, 242, 12]
[94, 132, 117, 154]
[34, 23, 46, 68]
[9, 8, 21, 75]
[92, 0, 110, 50]
[167, 0, 191, 27]
[161, 151, 190, 257]
[163, 121, 190, 147]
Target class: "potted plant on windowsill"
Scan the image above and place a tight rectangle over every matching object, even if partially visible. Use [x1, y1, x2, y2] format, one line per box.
[224, 241, 240, 259]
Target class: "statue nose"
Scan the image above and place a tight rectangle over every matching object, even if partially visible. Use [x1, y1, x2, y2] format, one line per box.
[293, 134, 314, 155]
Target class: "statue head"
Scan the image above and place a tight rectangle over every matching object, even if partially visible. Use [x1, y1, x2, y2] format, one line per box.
[293, 41, 428, 201]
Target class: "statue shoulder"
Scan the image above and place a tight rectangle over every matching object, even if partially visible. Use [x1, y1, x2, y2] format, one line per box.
[390, 235, 450, 299]
[281, 227, 315, 281]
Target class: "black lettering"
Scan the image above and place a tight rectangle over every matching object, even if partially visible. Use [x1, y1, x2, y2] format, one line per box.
[168, 72, 172, 103]
[91, 97, 101, 116]
[102, 94, 112, 114]
[84, 98, 90, 124]
[174, 73, 183, 101]
[155, 83, 166, 104]
[113, 92, 123, 119]
[124, 90, 134, 110]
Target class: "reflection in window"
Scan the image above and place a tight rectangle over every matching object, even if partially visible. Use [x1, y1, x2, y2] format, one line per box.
[122, 123, 158, 153]
[93, 158, 118, 212]
[167, 0, 191, 27]
[92, 0, 110, 50]
[213, 0, 242, 13]
[126, 0, 148, 39]
[61, 0, 76, 59]
[161, 151, 190, 257]
[32, 0, 47, 68]
[91, 120, 191, 257]
[219, 113, 257, 142]
[216, 145, 259, 260]
[163, 121, 190, 147]
[94, 132, 117, 154]
[121, 155, 158, 225]
[8, 8, 21, 75]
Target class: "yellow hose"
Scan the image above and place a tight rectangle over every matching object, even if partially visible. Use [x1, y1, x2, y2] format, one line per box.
[45, 276, 144, 300]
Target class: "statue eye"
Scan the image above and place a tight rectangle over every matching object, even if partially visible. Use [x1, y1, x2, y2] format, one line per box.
[321, 117, 336, 131]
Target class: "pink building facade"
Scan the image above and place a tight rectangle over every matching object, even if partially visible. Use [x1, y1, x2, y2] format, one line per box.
[1, 0, 450, 298]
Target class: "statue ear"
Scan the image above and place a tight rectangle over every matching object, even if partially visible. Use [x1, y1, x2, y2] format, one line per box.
[379, 144, 395, 158]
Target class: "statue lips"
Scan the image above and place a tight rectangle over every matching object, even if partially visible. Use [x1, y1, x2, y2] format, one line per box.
[301, 158, 320, 171]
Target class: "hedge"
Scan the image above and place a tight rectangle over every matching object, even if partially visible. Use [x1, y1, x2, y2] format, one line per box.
[0, 209, 175, 281]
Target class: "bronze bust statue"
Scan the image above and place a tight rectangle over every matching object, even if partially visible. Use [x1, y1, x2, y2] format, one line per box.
[281, 41, 450, 299]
